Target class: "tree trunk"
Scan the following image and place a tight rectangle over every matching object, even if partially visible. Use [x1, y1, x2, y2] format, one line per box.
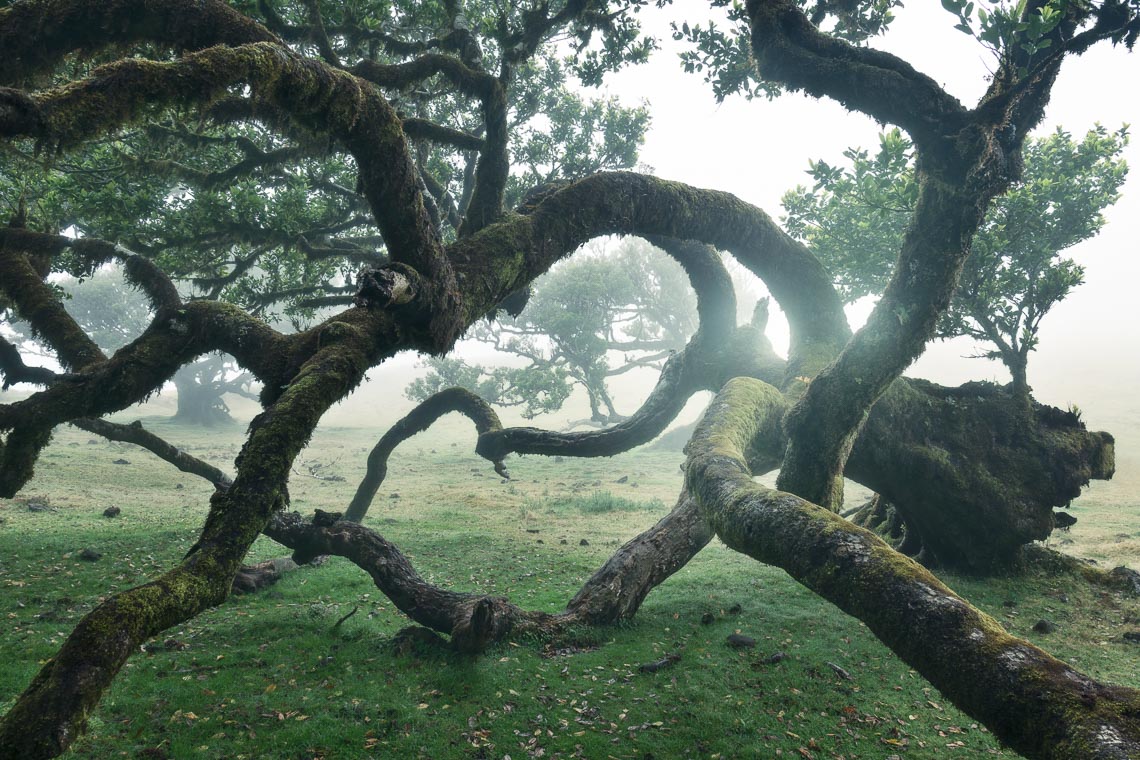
[172, 367, 235, 427]
[844, 379, 1114, 572]
[1009, 352, 1031, 404]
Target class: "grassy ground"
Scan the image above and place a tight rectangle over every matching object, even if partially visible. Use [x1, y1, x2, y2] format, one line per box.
[1, 414, 1138, 759]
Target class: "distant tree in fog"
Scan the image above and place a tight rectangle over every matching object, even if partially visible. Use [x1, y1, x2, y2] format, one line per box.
[408, 237, 698, 423]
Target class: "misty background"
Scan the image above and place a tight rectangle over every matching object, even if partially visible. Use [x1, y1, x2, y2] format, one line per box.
[4, 3, 1137, 497]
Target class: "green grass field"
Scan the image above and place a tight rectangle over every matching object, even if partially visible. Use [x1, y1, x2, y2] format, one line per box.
[1, 411, 1138, 759]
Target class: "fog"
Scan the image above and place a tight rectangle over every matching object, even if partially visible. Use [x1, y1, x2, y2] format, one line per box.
[6, 4, 1138, 485]
[328, 4, 1140, 453]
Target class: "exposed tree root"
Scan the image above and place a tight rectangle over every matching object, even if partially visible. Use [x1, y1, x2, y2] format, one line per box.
[844, 380, 1116, 572]
[687, 377, 1140, 760]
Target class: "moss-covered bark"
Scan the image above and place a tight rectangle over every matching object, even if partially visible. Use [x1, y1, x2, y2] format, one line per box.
[749, 0, 1081, 511]
[266, 488, 713, 650]
[0, 0, 278, 87]
[0, 341, 371, 759]
[845, 380, 1115, 572]
[3, 2, 1139, 756]
[0, 238, 105, 372]
[687, 377, 1140, 760]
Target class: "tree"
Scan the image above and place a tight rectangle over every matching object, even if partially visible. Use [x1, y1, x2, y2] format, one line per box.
[2, 2, 1140, 759]
[1, 265, 258, 424]
[408, 236, 699, 423]
[0, 0, 648, 420]
[782, 125, 1130, 400]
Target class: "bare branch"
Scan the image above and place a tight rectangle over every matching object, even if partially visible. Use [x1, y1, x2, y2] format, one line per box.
[70, 418, 232, 488]
[344, 387, 504, 522]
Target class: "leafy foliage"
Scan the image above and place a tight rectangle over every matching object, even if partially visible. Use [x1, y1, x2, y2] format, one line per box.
[782, 125, 1129, 389]
[0, 0, 653, 324]
[58, 269, 152, 352]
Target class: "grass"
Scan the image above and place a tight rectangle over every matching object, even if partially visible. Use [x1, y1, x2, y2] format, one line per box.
[541, 490, 669, 515]
[1, 413, 1138, 759]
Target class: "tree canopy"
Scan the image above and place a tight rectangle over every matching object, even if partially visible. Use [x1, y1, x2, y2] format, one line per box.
[408, 236, 698, 423]
[782, 124, 1129, 396]
[2, 1, 1140, 758]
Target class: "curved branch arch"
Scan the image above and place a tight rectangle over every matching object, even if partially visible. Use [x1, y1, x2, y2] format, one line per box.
[344, 387, 505, 523]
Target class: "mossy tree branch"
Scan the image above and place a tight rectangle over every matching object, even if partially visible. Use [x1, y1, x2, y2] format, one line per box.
[0, 232, 106, 371]
[746, 0, 969, 151]
[748, 1, 1132, 510]
[263, 488, 714, 653]
[344, 387, 505, 523]
[686, 377, 1140, 760]
[0, 0, 279, 86]
[0, 337, 373, 759]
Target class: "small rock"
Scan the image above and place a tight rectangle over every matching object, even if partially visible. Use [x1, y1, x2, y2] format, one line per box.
[700, 612, 715, 625]
[826, 661, 852, 680]
[614, 475, 629, 484]
[1108, 566, 1140, 595]
[526, 528, 540, 534]
[175, 483, 184, 490]
[26, 501, 51, 513]
[638, 653, 681, 673]
[1122, 631, 1140, 644]
[536, 539, 544, 544]
[559, 539, 568, 545]
[103, 506, 121, 518]
[164, 638, 189, 651]
[389, 493, 400, 499]
[1002, 599, 1017, 608]
[86, 438, 99, 444]
[430, 449, 437, 454]
[727, 603, 742, 615]
[112, 458, 130, 465]
[1032, 619, 1056, 634]
[754, 651, 787, 666]
[579, 539, 589, 546]
[726, 633, 756, 649]
[78, 548, 102, 562]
